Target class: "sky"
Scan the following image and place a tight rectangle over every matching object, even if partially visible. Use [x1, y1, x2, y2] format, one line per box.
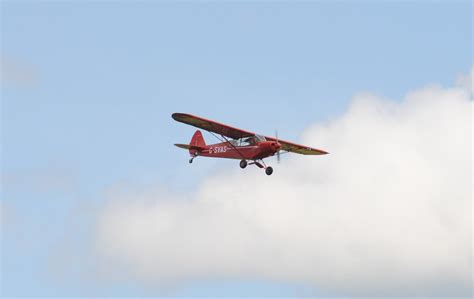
[1, 1, 473, 298]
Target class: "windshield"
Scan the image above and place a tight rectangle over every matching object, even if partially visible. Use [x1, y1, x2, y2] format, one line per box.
[237, 135, 265, 146]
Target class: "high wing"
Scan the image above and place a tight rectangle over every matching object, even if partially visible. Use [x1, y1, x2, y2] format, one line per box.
[265, 136, 329, 155]
[172, 113, 255, 140]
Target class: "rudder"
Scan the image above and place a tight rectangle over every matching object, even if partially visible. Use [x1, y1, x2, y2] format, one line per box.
[190, 130, 206, 147]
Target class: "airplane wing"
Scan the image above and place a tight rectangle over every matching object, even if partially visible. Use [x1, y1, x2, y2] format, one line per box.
[265, 136, 329, 155]
[172, 113, 255, 140]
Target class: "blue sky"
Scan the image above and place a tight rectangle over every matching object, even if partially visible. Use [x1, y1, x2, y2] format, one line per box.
[1, 1, 472, 297]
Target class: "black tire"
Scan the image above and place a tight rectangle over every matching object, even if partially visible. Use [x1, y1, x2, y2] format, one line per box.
[265, 167, 273, 176]
[240, 159, 247, 169]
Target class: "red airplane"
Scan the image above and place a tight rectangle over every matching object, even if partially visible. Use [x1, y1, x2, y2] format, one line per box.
[172, 113, 328, 175]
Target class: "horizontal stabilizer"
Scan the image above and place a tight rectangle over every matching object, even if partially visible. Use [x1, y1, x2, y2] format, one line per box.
[174, 144, 205, 151]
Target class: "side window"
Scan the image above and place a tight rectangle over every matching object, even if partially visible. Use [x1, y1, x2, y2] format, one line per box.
[240, 138, 252, 146]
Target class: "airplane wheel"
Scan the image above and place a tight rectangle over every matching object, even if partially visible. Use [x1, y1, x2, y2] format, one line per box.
[265, 166, 273, 176]
[240, 159, 247, 169]
[189, 158, 193, 164]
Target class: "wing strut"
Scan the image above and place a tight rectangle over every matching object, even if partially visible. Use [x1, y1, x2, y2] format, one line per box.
[208, 131, 247, 160]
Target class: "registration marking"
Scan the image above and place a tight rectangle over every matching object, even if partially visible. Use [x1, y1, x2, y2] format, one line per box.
[210, 146, 228, 154]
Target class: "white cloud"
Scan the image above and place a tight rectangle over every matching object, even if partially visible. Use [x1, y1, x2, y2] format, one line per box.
[96, 73, 472, 296]
[456, 67, 473, 99]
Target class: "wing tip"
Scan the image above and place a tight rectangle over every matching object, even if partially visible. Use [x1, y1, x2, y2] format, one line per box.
[172, 112, 185, 120]
[318, 150, 329, 155]
[172, 112, 200, 123]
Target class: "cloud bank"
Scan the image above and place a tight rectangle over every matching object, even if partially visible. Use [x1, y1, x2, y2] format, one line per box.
[96, 72, 472, 296]
[456, 67, 473, 99]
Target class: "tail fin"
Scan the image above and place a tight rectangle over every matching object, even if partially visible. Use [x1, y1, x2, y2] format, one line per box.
[190, 130, 206, 147]
[174, 130, 206, 156]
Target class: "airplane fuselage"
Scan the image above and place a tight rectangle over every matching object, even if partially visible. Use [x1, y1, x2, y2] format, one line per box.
[191, 141, 281, 161]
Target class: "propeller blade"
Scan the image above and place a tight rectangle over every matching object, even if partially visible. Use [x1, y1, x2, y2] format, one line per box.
[275, 130, 281, 163]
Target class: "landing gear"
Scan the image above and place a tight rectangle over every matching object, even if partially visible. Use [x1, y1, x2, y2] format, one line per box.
[189, 153, 198, 164]
[245, 159, 274, 175]
[265, 166, 273, 176]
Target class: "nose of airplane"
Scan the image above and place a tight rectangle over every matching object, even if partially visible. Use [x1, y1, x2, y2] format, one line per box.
[271, 142, 281, 152]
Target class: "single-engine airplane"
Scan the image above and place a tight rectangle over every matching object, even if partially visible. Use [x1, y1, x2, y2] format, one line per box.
[172, 113, 328, 175]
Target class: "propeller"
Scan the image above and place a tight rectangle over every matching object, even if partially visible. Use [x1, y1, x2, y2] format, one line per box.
[275, 130, 281, 163]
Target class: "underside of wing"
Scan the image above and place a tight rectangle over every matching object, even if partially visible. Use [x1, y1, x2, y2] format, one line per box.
[265, 136, 329, 155]
[172, 113, 255, 140]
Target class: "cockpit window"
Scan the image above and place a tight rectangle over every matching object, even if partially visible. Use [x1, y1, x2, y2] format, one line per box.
[237, 135, 265, 146]
[241, 137, 255, 146]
